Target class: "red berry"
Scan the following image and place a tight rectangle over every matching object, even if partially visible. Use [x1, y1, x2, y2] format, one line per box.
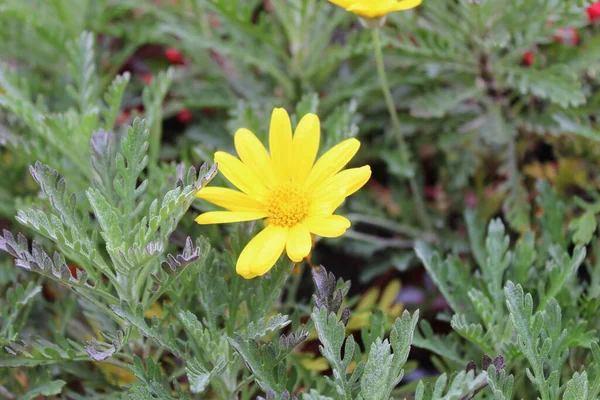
[522, 51, 535, 66]
[141, 73, 153, 84]
[177, 109, 193, 123]
[165, 48, 185, 65]
[588, 2, 600, 23]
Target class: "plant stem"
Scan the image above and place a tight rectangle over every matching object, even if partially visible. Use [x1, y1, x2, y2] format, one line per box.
[227, 272, 241, 336]
[73, 287, 125, 327]
[371, 28, 432, 232]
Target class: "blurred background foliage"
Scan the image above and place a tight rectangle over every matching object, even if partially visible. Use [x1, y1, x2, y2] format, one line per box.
[1, 0, 600, 398]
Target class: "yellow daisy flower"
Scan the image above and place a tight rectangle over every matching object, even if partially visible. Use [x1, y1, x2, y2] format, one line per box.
[195, 108, 371, 279]
[328, 0, 422, 18]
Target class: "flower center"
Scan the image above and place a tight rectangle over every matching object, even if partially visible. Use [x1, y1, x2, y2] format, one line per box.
[265, 182, 310, 227]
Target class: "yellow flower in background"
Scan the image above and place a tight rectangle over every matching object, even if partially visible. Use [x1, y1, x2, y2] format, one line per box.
[195, 108, 371, 279]
[345, 279, 403, 331]
[328, 0, 422, 18]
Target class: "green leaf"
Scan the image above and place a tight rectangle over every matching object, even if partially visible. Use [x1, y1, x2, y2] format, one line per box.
[410, 86, 481, 118]
[301, 390, 334, 400]
[245, 314, 291, 340]
[0, 337, 83, 367]
[17, 162, 107, 277]
[21, 378, 66, 400]
[553, 113, 600, 144]
[513, 231, 536, 286]
[450, 315, 491, 354]
[175, 309, 229, 394]
[295, 92, 319, 118]
[536, 180, 567, 251]
[413, 319, 468, 367]
[65, 31, 99, 115]
[86, 187, 124, 254]
[486, 365, 514, 400]
[149, 237, 211, 306]
[465, 210, 486, 270]
[228, 334, 287, 395]
[103, 72, 130, 129]
[90, 128, 119, 203]
[186, 357, 227, 394]
[1, 281, 41, 340]
[135, 163, 218, 247]
[142, 68, 173, 166]
[114, 117, 150, 241]
[504, 281, 551, 396]
[481, 219, 511, 315]
[543, 246, 586, 306]
[414, 242, 470, 315]
[413, 371, 487, 400]
[504, 65, 586, 107]
[359, 338, 394, 400]
[0, 231, 97, 292]
[128, 355, 191, 400]
[312, 306, 357, 399]
[358, 311, 419, 400]
[569, 211, 597, 246]
[563, 372, 588, 400]
[111, 302, 183, 358]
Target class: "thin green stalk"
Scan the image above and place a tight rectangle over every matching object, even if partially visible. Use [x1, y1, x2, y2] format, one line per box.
[73, 287, 125, 327]
[371, 28, 432, 231]
[227, 272, 241, 336]
[345, 213, 422, 237]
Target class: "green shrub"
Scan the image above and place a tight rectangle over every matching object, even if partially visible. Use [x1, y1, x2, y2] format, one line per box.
[1, 0, 600, 399]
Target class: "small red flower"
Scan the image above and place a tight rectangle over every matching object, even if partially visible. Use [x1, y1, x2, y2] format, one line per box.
[521, 51, 535, 66]
[141, 73, 153, 84]
[177, 109, 193, 123]
[553, 27, 579, 45]
[165, 48, 185, 65]
[588, 2, 600, 23]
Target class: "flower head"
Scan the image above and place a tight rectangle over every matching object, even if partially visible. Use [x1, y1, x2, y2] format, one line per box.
[588, 2, 600, 23]
[328, 0, 422, 18]
[195, 108, 371, 279]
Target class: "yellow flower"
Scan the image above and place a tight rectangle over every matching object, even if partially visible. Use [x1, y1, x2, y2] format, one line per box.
[195, 108, 371, 279]
[328, 0, 422, 18]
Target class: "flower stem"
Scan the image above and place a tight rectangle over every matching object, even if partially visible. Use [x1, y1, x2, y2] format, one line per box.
[371, 28, 432, 231]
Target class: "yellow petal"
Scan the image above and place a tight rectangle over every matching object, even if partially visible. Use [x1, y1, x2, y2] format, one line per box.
[327, 0, 354, 9]
[234, 128, 276, 189]
[195, 211, 266, 225]
[356, 287, 379, 310]
[214, 151, 268, 199]
[313, 165, 371, 200]
[299, 356, 330, 372]
[346, 3, 388, 18]
[308, 194, 345, 217]
[303, 215, 351, 238]
[292, 114, 320, 183]
[346, 0, 421, 17]
[196, 187, 265, 212]
[380, 280, 401, 311]
[236, 225, 288, 279]
[286, 224, 312, 262]
[269, 108, 293, 182]
[390, 0, 423, 12]
[305, 139, 360, 190]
